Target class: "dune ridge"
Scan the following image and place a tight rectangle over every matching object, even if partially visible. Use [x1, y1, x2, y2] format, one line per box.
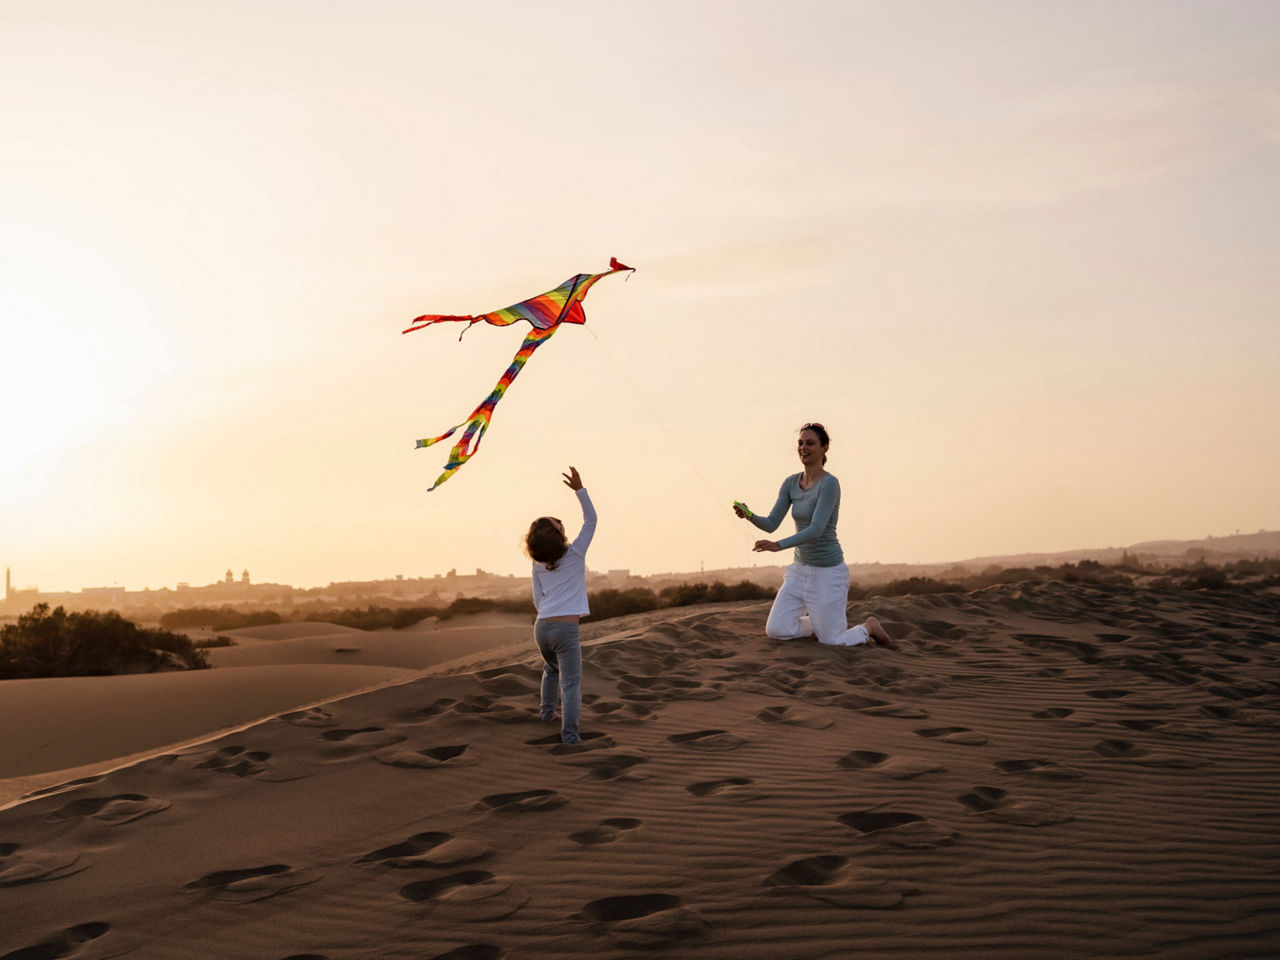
[1, 583, 1278, 959]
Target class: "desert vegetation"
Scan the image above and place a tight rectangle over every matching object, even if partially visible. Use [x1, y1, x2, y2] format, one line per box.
[0, 604, 208, 679]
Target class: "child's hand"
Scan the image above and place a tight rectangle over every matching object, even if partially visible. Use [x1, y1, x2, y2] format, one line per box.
[562, 466, 583, 491]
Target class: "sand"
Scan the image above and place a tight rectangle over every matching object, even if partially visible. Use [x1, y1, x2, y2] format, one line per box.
[1, 583, 1278, 959]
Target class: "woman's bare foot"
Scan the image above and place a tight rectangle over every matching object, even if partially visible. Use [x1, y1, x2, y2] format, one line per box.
[864, 616, 895, 648]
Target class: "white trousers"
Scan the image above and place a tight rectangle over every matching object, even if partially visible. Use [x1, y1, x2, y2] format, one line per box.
[766, 562, 868, 646]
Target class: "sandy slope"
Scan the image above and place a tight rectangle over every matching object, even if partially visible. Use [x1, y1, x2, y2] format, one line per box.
[0, 615, 534, 806]
[1, 584, 1278, 959]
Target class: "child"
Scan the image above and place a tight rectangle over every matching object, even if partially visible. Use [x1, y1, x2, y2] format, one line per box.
[525, 466, 596, 744]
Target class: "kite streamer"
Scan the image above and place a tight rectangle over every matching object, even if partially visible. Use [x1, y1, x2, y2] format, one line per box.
[403, 258, 634, 490]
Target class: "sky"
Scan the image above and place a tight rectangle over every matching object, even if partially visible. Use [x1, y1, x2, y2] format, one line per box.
[2, 0, 1278, 592]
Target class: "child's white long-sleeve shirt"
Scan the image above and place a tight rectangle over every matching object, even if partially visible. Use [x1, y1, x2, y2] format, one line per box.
[531, 488, 596, 618]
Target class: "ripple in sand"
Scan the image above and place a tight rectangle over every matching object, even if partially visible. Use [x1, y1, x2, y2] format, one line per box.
[575, 893, 710, 949]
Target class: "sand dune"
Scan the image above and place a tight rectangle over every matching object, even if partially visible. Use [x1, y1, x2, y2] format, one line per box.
[1, 584, 1278, 959]
[0, 615, 535, 807]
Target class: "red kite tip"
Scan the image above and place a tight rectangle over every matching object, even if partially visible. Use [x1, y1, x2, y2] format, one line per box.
[609, 257, 634, 272]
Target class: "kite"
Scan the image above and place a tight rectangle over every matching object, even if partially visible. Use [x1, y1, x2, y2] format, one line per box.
[403, 257, 634, 490]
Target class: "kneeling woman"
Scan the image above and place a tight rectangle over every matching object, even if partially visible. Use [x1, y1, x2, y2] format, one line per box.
[735, 423, 892, 648]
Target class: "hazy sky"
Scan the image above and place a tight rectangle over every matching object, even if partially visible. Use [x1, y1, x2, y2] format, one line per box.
[3, 0, 1277, 592]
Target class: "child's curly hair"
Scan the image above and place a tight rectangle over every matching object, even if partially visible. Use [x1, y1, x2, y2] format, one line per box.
[525, 517, 568, 571]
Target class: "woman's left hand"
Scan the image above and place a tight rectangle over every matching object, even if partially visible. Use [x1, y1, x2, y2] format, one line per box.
[753, 540, 781, 552]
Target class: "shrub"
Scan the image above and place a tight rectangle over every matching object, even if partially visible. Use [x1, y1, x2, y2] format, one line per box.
[877, 577, 965, 597]
[0, 604, 208, 678]
[584, 587, 661, 621]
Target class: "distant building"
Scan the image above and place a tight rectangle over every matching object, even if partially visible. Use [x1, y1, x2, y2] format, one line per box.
[225, 569, 234, 584]
[241, 569, 250, 584]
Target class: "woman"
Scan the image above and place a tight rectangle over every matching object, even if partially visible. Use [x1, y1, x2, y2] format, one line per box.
[735, 423, 893, 648]
[525, 466, 596, 744]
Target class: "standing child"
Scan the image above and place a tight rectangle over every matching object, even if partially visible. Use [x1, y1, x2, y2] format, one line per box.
[525, 466, 596, 744]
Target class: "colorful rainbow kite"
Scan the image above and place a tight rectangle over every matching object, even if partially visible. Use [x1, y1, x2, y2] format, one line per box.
[403, 257, 634, 490]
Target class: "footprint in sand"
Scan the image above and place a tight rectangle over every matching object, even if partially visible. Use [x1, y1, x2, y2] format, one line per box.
[1086, 689, 1132, 700]
[375, 743, 475, 769]
[914, 726, 988, 746]
[837, 750, 946, 780]
[837, 810, 958, 848]
[279, 706, 336, 727]
[474, 789, 568, 813]
[0, 922, 110, 958]
[18, 775, 104, 802]
[357, 832, 491, 868]
[1031, 707, 1096, 727]
[189, 745, 311, 781]
[321, 727, 406, 746]
[410, 698, 459, 720]
[569, 818, 642, 846]
[453, 696, 537, 723]
[994, 759, 1085, 781]
[400, 871, 528, 921]
[478, 672, 540, 697]
[553, 750, 650, 782]
[588, 699, 656, 722]
[1119, 718, 1214, 740]
[685, 778, 765, 801]
[526, 732, 614, 750]
[763, 854, 913, 908]
[666, 729, 748, 751]
[574, 893, 709, 949]
[0, 842, 86, 886]
[425, 946, 505, 960]
[45, 793, 170, 825]
[756, 705, 833, 729]
[958, 786, 1072, 826]
[184, 864, 319, 902]
[1091, 739, 1207, 768]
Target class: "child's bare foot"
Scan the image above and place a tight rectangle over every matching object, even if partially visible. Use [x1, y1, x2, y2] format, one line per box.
[865, 616, 895, 648]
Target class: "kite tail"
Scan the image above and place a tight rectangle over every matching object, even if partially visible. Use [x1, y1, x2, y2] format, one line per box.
[420, 325, 559, 490]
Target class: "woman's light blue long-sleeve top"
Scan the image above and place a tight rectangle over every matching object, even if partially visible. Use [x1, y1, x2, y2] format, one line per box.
[748, 473, 844, 567]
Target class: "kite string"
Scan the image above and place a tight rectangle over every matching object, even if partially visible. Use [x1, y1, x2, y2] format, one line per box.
[583, 326, 756, 547]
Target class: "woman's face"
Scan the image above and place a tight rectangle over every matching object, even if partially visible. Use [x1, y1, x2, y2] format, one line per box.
[797, 429, 827, 468]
